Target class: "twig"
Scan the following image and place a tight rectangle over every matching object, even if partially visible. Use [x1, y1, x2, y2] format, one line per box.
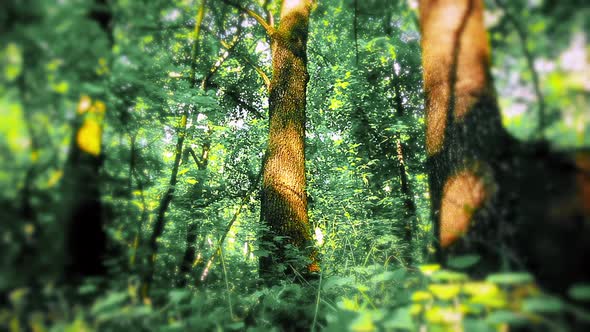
[311, 270, 323, 332]
[220, 0, 274, 36]
[493, 0, 546, 137]
[200, 162, 264, 282]
[220, 247, 234, 319]
[219, 39, 271, 89]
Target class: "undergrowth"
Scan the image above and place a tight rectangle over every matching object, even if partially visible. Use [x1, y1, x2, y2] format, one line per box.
[2, 257, 590, 332]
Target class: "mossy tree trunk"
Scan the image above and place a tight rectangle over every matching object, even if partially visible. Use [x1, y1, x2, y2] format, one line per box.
[420, 0, 590, 292]
[259, 0, 317, 279]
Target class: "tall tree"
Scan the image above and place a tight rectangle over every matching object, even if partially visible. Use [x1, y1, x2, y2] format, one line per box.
[259, 0, 317, 278]
[142, 0, 207, 296]
[61, 0, 112, 282]
[420, 0, 590, 291]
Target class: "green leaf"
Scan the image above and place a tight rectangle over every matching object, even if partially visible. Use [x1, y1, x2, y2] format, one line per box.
[193, 95, 218, 109]
[323, 276, 355, 291]
[383, 306, 415, 331]
[447, 254, 480, 269]
[431, 270, 468, 282]
[91, 291, 128, 316]
[370, 270, 405, 284]
[522, 297, 564, 313]
[486, 272, 534, 285]
[463, 318, 495, 332]
[226, 322, 245, 330]
[486, 310, 528, 326]
[252, 249, 270, 257]
[168, 289, 191, 304]
[568, 284, 590, 302]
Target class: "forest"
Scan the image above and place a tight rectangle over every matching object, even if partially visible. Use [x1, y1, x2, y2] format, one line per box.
[1, 0, 589, 331]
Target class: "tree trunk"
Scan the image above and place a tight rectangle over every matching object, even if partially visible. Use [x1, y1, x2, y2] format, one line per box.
[61, 0, 112, 283]
[142, 0, 207, 296]
[177, 138, 211, 287]
[420, 0, 590, 292]
[259, 0, 317, 279]
[391, 64, 418, 265]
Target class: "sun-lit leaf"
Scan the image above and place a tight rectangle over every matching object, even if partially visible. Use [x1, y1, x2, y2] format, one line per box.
[77, 118, 102, 156]
[418, 264, 441, 276]
[447, 254, 480, 269]
[428, 284, 461, 300]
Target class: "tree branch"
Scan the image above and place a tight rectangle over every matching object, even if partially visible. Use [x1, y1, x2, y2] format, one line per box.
[493, 0, 546, 137]
[199, 159, 264, 283]
[220, 0, 274, 36]
[200, 18, 244, 90]
[220, 39, 270, 90]
[262, 0, 275, 28]
[185, 147, 204, 170]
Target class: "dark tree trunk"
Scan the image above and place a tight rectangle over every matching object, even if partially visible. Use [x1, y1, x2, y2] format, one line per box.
[420, 0, 590, 292]
[143, 114, 187, 294]
[259, 0, 317, 279]
[177, 138, 211, 288]
[391, 65, 418, 265]
[61, 0, 113, 283]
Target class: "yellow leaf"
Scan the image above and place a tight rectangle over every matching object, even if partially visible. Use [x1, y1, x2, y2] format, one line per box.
[31, 150, 39, 162]
[45, 59, 63, 72]
[77, 119, 102, 156]
[463, 282, 499, 297]
[410, 304, 423, 315]
[52, 81, 69, 94]
[4, 43, 22, 81]
[77, 95, 92, 114]
[418, 264, 441, 276]
[411, 291, 433, 302]
[24, 223, 35, 236]
[46, 170, 63, 188]
[91, 100, 106, 114]
[340, 296, 360, 311]
[425, 306, 462, 324]
[10, 315, 20, 332]
[428, 284, 461, 301]
[350, 312, 376, 332]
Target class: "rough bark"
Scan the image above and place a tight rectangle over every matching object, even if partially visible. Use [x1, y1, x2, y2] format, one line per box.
[259, 0, 317, 279]
[420, 0, 590, 292]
